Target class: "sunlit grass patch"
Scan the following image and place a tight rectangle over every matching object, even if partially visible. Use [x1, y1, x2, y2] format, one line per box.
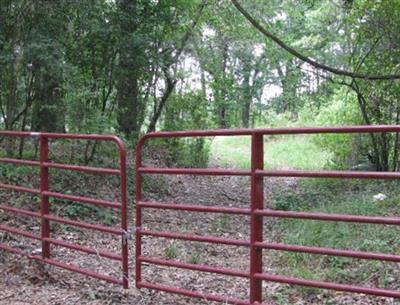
[210, 135, 331, 170]
[271, 179, 400, 302]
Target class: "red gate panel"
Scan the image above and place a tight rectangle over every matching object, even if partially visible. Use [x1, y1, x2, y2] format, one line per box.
[0, 131, 128, 288]
[135, 125, 400, 304]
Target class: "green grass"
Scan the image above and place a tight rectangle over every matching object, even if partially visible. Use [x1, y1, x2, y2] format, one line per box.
[211, 135, 400, 302]
[271, 179, 400, 303]
[210, 135, 331, 170]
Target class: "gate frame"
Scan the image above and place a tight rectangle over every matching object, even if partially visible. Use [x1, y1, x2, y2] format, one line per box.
[0, 131, 128, 288]
[135, 125, 400, 304]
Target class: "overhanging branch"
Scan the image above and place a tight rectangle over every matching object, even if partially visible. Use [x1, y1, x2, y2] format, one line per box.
[230, 0, 400, 81]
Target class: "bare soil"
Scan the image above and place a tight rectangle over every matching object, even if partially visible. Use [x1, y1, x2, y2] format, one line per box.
[0, 150, 398, 305]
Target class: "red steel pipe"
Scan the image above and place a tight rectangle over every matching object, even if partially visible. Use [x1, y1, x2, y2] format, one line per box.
[0, 183, 40, 194]
[0, 131, 128, 288]
[42, 257, 124, 285]
[0, 204, 41, 218]
[137, 201, 251, 215]
[43, 191, 121, 209]
[0, 157, 40, 166]
[256, 209, 400, 225]
[138, 167, 251, 176]
[44, 214, 123, 235]
[255, 273, 400, 298]
[135, 125, 400, 141]
[0, 243, 41, 259]
[43, 162, 120, 175]
[258, 169, 400, 179]
[118, 139, 129, 288]
[139, 256, 249, 278]
[0, 157, 119, 175]
[139, 229, 250, 247]
[39, 135, 51, 259]
[135, 125, 400, 303]
[255, 241, 400, 262]
[135, 133, 144, 288]
[0, 242, 123, 285]
[249, 134, 264, 303]
[138, 281, 251, 305]
[0, 224, 41, 240]
[45, 237, 122, 261]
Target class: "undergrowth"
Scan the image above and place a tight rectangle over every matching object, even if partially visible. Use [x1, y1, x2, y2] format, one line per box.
[0, 143, 121, 229]
[271, 179, 400, 303]
[210, 134, 400, 303]
[210, 135, 331, 170]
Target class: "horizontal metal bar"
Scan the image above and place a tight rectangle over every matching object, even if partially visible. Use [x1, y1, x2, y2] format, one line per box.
[0, 224, 41, 240]
[44, 215, 123, 235]
[257, 169, 400, 179]
[139, 256, 249, 278]
[40, 133, 123, 142]
[138, 201, 251, 215]
[43, 191, 121, 209]
[43, 162, 120, 175]
[44, 238, 122, 261]
[139, 229, 250, 247]
[138, 125, 400, 140]
[254, 273, 400, 298]
[0, 158, 119, 176]
[0, 204, 40, 218]
[0, 132, 126, 160]
[0, 240, 123, 286]
[0, 131, 37, 137]
[42, 257, 124, 285]
[0, 130, 119, 141]
[0, 242, 41, 259]
[255, 209, 400, 225]
[138, 167, 251, 176]
[0, 183, 40, 195]
[255, 125, 400, 135]
[138, 281, 250, 305]
[255, 242, 400, 262]
[0, 157, 40, 167]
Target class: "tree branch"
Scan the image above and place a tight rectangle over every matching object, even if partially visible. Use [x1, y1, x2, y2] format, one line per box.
[146, 0, 208, 133]
[230, 0, 400, 81]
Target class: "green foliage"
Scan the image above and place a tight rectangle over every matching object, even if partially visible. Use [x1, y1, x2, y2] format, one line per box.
[60, 201, 116, 226]
[274, 178, 400, 300]
[164, 242, 178, 259]
[210, 134, 330, 170]
[0, 163, 37, 186]
[188, 245, 203, 264]
[188, 252, 201, 264]
[162, 92, 211, 168]
[311, 89, 365, 168]
[211, 215, 232, 232]
[1, 0, 399, 174]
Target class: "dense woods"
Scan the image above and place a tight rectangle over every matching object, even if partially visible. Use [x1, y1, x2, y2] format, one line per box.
[2, 2, 400, 304]
[1, 0, 399, 169]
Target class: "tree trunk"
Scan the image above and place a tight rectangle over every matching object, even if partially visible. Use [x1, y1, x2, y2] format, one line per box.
[116, 0, 143, 139]
[241, 60, 251, 128]
[31, 71, 64, 132]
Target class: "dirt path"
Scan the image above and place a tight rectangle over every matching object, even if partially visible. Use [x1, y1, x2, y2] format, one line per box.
[0, 154, 398, 305]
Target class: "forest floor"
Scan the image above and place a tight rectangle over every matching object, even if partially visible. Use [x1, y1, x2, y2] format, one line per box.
[0, 142, 399, 305]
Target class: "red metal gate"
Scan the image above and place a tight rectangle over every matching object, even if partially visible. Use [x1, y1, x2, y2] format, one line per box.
[0, 131, 128, 288]
[135, 125, 400, 304]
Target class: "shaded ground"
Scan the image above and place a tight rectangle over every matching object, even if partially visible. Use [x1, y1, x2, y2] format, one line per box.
[0, 149, 399, 305]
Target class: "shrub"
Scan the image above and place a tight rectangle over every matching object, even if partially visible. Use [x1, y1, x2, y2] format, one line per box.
[161, 92, 211, 168]
[311, 88, 365, 168]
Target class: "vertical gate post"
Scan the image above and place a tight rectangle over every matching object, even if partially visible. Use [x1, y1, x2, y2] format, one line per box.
[250, 133, 264, 303]
[39, 134, 50, 258]
[135, 139, 143, 287]
[120, 146, 129, 289]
